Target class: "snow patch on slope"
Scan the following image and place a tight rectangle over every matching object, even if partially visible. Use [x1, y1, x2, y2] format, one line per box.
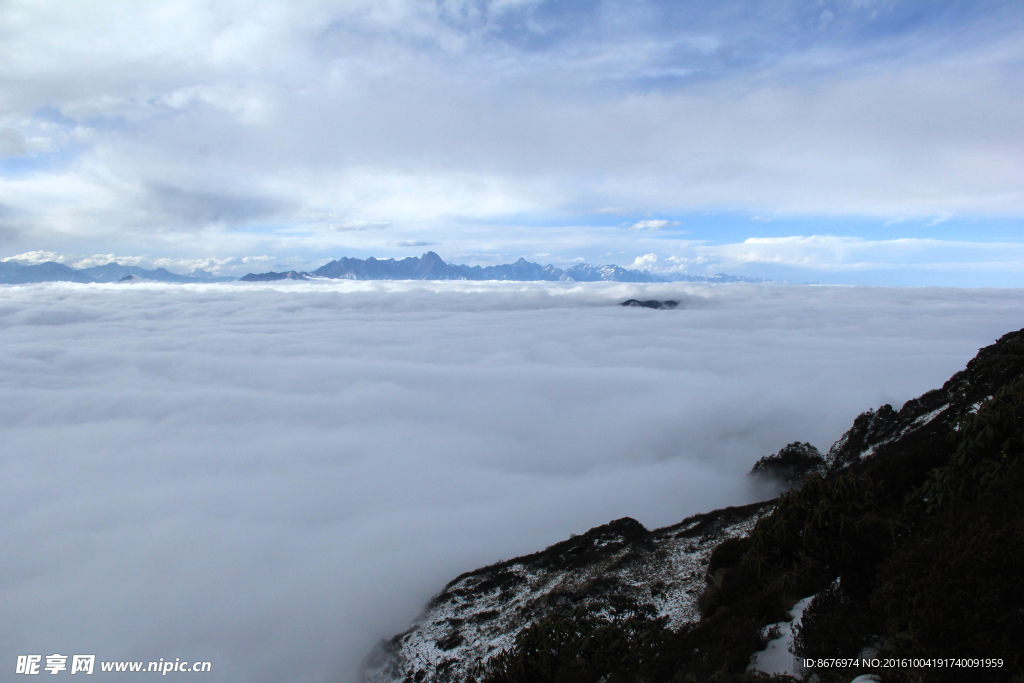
[363, 503, 770, 683]
[747, 594, 815, 680]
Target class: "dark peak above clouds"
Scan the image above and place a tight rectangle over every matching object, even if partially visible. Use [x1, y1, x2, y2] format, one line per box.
[620, 299, 680, 309]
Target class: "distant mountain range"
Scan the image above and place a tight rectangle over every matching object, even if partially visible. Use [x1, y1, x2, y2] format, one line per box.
[240, 252, 760, 283]
[0, 260, 231, 284]
[0, 252, 759, 284]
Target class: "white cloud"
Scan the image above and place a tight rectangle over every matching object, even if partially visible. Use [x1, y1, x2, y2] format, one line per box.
[628, 251, 710, 275]
[149, 254, 281, 275]
[631, 252, 660, 270]
[616, 236, 1024, 285]
[1, 249, 64, 264]
[0, 251, 290, 276]
[0, 1, 1022, 265]
[627, 219, 677, 230]
[2, 282, 1023, 682]
[387, 240, 437, 248]
[69, 253, 146, 268]
[708, 235, 1024, 272]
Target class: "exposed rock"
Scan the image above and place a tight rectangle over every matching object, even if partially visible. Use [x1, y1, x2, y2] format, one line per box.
[826, 328, 1024, 471]
[362, 503, 772, 683]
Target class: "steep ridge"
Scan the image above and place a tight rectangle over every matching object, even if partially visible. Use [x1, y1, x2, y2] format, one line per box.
[363, 504, 771, 683]
[825, 327, 1024, 471]
[362, 328, 1024, 683]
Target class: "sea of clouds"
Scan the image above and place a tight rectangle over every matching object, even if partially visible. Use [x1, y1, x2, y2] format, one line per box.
[2, 280, 1022, 682]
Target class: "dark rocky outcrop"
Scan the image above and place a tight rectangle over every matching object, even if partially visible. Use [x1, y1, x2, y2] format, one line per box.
[619, 299, 679, 309]
[826, 328, 1024, 472]
[749, 441, 825, 489]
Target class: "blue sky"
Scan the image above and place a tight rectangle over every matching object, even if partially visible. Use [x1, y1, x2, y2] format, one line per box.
[0, 0, 1022, 284]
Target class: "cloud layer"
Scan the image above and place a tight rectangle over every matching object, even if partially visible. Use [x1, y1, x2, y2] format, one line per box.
[2, 281, 1023, 681]
[0, 1, 1022, 277]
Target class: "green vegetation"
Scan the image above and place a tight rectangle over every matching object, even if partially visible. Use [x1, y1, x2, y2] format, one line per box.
[749, 442, 825, 489]
[466, 599, 679, 683]
[470, 378, 1024, 683]
[870, 378, 1024, 682]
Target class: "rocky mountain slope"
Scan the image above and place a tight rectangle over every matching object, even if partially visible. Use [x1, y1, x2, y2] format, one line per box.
[362, 328, 1024, 683]
[363, 503, 771, 683]
[825, 327, 1024, 471]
